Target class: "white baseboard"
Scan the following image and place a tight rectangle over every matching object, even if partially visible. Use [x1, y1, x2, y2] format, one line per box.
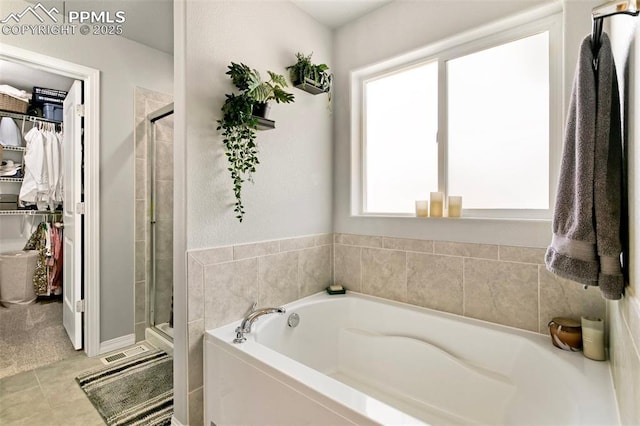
[171, 416, 186, 426]
[98, 333, 136, 355]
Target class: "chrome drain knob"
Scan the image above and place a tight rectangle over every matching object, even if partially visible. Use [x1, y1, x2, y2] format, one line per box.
[287, 313, 300, 328]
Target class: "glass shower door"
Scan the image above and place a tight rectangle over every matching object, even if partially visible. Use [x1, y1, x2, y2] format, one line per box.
[148, 103, 174, 341]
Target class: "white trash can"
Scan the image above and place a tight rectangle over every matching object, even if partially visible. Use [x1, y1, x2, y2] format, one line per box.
[0, 250, 38, 307]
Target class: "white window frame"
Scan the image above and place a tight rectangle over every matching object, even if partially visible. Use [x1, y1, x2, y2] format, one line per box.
[351, 10, 563, 220]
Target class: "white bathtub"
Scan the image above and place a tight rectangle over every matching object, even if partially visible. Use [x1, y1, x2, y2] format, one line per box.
[204, 292, 618, 425]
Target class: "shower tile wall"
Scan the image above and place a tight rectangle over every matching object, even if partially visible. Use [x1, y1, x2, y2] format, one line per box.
[186, 234, 333, 425]
[134, 87, 173, 342]
[334, 233, 606, 334]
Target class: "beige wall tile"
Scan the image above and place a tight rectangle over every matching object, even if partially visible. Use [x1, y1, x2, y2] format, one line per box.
[299, 245, 332, 298]
[188, 387, 204, 426]
[135, 120, 146, 159]
[135, 158, 146, 200]
[155, 120, 173, 143]
[234, 240, 279, 260]
[135, 322, 146, 343]
[335, 233, 382, 248]
[155, 141, 174, 182]
[539, 267, 605, 333]
[334, 244, 361, 292]
[499, 246, 546, 264]
[314, 233, 333, 246]
[407, 253, 463, 315]
[383, 237, 434, 253]
[203, 258, 258, 330]
[154, 219, 173, 260]
[135, 241, 145, 282]
[135, 280, 146, 324]
[155, 258, 173, 325]
[362, 248, 407, 303]
[189, 246, 233, 265]
[280, 235, 317, 252]
[188, 320, 204, 392]
[135, 199, 145, 241]
[187, 256, 204, 322]
[621, 294, 640, 356]
[464, 259, 538, 331]
[155, 180, 174, 221]
[258, 252, 299, 307]
[434, 241, 499, 259]
[609, 301, 640, 425]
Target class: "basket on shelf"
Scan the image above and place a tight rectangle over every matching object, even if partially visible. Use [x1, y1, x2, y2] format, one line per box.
[0, 93, 28, 114]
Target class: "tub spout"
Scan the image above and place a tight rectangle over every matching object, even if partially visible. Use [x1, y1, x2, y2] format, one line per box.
[233, 306, 286, 343]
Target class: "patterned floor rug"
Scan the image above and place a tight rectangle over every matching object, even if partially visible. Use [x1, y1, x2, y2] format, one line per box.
[76, 350, 173, 426]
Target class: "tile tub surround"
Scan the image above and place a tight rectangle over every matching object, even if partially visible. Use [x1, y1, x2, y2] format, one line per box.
[192, 232, 604, 424]
[334, 234, 605, 334]
[609, 293, 640, 425]
[186, 233, 333, 411]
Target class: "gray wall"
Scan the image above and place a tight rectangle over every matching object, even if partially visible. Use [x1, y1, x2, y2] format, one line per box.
[184, 0, 333, 250]
[178, 1, 334, 423]
[0, 0, 173, 342]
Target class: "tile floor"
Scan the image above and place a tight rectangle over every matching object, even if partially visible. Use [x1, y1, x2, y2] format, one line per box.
[0, 350, 105, 425]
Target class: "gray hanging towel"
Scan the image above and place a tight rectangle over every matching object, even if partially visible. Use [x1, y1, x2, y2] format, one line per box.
[545, 33, 624, 300]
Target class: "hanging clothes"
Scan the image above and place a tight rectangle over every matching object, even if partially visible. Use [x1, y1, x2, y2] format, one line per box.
[19, 123, 63, 210]
[19, 127, 47, 207]
[23, 222, 49, 296]
[48, 225, 63, 295]
[53, 131, 64, 206]
[23, 221, 63, 296]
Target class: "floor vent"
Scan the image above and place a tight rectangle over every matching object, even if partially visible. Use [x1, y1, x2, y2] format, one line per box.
[100, 344, 150, 365]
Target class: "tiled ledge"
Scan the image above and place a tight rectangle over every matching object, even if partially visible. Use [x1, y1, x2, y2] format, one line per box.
[188, 233, 333, 265]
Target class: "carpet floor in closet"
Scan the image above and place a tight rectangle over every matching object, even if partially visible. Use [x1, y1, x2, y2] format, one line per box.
[0, 298, 78, 379]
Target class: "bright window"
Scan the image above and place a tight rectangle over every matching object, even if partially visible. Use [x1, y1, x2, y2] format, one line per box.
[447, 32, 549, 209]
[357, 15, 560, 218]
[364, 62, 438, 214]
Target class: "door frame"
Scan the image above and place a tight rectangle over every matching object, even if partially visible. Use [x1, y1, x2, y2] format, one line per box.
[0, 43, 101, 357]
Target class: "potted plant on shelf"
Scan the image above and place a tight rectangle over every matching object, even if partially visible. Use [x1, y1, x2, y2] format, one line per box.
[286, 52, 333, 99]
[217, 62, 294, 222]
[225, 62, 294, 118]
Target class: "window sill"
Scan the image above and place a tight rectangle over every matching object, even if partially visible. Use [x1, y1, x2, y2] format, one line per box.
[342, 214, 552, 248]
[356, 213, 551, 223]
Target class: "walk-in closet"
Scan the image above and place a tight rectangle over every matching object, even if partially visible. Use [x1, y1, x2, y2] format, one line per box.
[0, 59, 81, 379]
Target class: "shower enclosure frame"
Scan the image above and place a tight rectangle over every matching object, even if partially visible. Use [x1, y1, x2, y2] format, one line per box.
[147, 102, 174, 344]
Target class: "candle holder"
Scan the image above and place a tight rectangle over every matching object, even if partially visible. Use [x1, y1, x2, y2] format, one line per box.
[415, 200, 428, 217]
[448, 196, 462, 218]
[581, 317, 606, 361]
[429, 192, 443, 217]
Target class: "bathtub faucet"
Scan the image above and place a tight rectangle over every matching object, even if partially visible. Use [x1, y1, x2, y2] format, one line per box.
[233, 305, 286, 343]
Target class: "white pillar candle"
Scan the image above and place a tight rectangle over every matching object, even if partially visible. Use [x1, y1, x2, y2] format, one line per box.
[448, 196, 462, 218]
[429, 192, 443, 217]
[581, 316, 606, 361]
[415, 200, 428, 217]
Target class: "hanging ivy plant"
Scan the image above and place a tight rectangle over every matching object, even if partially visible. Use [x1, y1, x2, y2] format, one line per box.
[217, 62, 294, 222]
[217, 93, 258, 221]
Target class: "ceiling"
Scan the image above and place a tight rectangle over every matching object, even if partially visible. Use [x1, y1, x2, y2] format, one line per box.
[22, 0, 395, 55]
[24, 0, 174, 54]
[0, 60, 74, 93]
[291, 0, 394, 29]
